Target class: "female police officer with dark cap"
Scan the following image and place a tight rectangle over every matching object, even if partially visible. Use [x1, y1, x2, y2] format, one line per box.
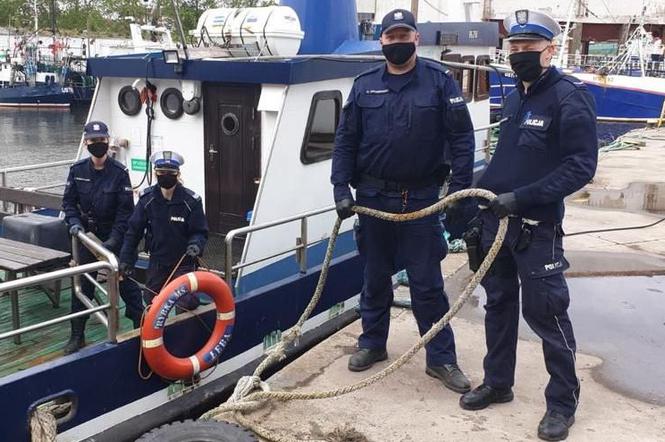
[119, 150, 208, 312]
[459, 10, 598, 442]
[62, 120, 145, 354]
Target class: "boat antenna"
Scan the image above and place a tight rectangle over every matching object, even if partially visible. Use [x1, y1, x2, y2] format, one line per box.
[556, 0, 577, 68]
[169, 0, 189, 60]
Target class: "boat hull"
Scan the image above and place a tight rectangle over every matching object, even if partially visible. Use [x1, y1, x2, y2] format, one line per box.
[573, 73, 665, 121]
[0, 84, 74, 108]
[0, 238, 363, 442]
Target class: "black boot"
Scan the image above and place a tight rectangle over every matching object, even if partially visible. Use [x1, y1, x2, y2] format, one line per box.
[538, 410, 575, 441]
[348, 348, 388, 372]
[460, 383, 514, 410]
[63, 318, 87, 354]
[426, 364, 471, 393]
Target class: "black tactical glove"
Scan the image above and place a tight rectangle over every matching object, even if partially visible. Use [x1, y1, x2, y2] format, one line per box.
[443, 201, 462, 225]
[489, 192, 518, 219]
[186, 243, 201, 257]
[119, 262, 133, 278]
[69, 224, 84, 236]
[335, 198, 355, 220]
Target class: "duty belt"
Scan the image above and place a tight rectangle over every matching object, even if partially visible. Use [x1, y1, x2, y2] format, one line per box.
[358, 174, 440, 192]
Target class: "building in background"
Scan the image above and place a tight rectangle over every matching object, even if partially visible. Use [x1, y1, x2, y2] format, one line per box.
[356, 1, 665, 57]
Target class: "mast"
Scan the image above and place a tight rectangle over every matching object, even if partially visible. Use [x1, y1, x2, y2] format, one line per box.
[411, 0, 419, 20]
[556, 0, 577, 68]
[33, 0, 38, 32]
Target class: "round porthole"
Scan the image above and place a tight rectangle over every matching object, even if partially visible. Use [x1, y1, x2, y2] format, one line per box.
[221, 112, 239, 136]
[160, 88, 184, 119]
[118, 86, 141, 116]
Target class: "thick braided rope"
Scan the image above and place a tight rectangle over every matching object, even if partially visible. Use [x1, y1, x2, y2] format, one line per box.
[30, 403, 71, 442]
[203, 189, 507, 440]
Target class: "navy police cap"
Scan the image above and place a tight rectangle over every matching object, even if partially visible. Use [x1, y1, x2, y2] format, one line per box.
[381, 9, 417, 35]
[83, 121, 109, 140]
[504, 9, 562, 41]
[150, 150, 184, 169]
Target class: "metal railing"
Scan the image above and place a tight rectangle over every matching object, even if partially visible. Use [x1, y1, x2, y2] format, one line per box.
[222, 114, 505, 289]
[0, 159, 75, 212]
[224, 205, 336, 289]
[0, 231, 120, 343]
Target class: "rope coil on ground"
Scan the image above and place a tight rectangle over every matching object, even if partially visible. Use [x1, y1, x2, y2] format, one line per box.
[199, 188, 507, 441]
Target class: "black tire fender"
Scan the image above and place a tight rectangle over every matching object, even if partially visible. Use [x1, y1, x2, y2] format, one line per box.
[136, 419, 258, 442]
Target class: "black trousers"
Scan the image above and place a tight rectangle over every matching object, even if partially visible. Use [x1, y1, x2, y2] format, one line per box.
[479, 210, 579, 417]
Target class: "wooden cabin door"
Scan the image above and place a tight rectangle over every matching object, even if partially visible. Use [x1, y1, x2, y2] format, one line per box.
[203, 84, 261, 236]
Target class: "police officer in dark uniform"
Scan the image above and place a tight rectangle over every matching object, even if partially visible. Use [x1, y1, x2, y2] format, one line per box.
[459, 10, 598, 441]
[119, 151, 208, 311]
[331, 9, 475, 393]
[62, 121, 145, 354]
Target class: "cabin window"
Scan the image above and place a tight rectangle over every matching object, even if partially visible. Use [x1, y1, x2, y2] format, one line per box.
[461, 56, 475, 102]
[441, 53, 463, 91]
[475, 55, 490, 101]
[300, 90, 342, 164]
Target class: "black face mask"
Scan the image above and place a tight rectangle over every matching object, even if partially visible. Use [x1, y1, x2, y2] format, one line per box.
[382, 42, 416, 66]
[509, 48, 547, 82]
[87, 142, 108, 158]
[157, 174, 178, 190]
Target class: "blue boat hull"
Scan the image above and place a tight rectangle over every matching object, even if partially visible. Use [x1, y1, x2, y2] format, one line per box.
[0, 84, 74, 107]
[0, 234, 364, 442]
[583, 81, 665, 120]
[489, 69, 665, 121]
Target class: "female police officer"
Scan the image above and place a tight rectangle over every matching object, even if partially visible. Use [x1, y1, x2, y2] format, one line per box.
[119, 150, 208, 311]
[62, 121, 145, 354]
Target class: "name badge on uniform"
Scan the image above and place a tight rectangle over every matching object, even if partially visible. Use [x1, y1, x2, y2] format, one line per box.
[364, 89, 389, 95]
[520, 113, 551, 131]
[74, 177, 91, 182]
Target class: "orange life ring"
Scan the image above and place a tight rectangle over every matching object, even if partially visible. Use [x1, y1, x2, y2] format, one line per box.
[140, 271, 235, 380]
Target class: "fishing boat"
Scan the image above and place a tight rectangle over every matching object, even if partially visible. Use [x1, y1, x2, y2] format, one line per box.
[0, 59, 74, 108]
[490, 23, 665, 124]
[0, 1, 495, 440]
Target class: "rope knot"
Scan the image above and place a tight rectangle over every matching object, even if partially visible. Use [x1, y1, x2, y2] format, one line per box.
[228, 375, 271, 405]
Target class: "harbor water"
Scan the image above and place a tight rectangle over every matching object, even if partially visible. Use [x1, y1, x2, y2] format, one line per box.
[0, 107, 88, 190]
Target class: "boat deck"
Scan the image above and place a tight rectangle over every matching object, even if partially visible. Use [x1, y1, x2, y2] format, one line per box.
[0, 277, 136, 377]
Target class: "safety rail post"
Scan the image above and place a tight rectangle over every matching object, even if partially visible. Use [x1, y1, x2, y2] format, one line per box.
[72, 232, 121, 342]
[225, 237, 234, 289]
[298, 217, 308, 274]
[71, 235, 109, 327]
[224, 206, 336, 292]
[1, 171, 6, 212]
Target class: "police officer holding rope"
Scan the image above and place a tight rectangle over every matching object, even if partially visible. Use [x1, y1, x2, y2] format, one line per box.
[62, 121, 145, 354]
[331, 9, 475, 393]
[460, 10, 598, 441]
[119, 150, 208, 312]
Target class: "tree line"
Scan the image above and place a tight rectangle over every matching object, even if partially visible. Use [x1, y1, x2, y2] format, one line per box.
[0, 0, 276, 38]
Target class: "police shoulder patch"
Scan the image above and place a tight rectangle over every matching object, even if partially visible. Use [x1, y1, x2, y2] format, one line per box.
[354, 65, 382, 81]
[109, 158, 129, 172]
[560, 75, 587, 90]
[423, 59, 448, 74]
[183, 187, 202, 201]
[139, 186, 155, 198]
